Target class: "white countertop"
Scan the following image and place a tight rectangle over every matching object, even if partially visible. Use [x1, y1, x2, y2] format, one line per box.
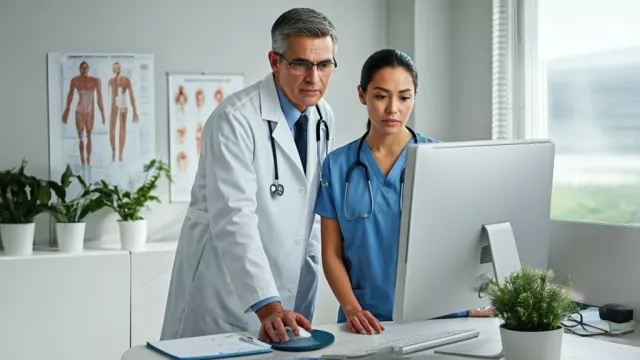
[84, 239, 178, 252]
[122, 317, 640, 360]
[0, 247, 127, 259]
[0, 240, 178, 259]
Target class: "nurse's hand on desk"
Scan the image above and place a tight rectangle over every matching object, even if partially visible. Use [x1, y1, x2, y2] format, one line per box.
[345, 308, 385, 335]
[256, 302, 312, 343]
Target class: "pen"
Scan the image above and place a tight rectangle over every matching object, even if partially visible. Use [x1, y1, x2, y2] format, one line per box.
[239, 336, 270, 348]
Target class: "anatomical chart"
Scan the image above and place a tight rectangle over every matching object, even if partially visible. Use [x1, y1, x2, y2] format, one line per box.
[167, 72, 243, 202]
[47, 52, 156, 192]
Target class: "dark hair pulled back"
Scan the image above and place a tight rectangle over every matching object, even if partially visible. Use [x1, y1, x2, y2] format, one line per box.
[359, 49, 418, 131]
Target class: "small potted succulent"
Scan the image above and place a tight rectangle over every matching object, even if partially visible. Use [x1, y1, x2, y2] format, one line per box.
[47, 165, 103, 253]
[0, 160, 52, 256]
[93, 159, 171, 251]
[487, 266, 579, 360]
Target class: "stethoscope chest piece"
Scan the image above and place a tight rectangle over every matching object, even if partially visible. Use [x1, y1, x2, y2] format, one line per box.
[270, 182, 284, 197]
[267, 105, 328, 199]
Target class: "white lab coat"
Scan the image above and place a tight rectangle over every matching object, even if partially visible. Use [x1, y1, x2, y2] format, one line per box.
[160, 73, 336, 340]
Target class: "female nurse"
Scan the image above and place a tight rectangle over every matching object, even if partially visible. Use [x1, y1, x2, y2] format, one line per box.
[314, 49, 493, 336]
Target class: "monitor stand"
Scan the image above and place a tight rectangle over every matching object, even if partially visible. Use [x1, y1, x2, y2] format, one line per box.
[436, 222, 521, 359]
[484, 222, 522, 285]
[434, 338, 504, 359]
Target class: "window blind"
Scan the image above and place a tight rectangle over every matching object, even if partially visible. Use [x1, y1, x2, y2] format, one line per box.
[492, 0, 516, 140]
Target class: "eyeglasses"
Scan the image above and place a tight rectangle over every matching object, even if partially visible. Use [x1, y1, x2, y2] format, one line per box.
[276, 53, 337, 75]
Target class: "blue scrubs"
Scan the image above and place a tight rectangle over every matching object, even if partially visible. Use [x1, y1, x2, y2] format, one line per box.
[314, 132, 439, 323]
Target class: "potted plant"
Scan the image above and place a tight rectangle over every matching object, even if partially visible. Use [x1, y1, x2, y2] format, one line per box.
[94, 159, 171, 251]
[47, 165, 103, 253]
[487, 266, 579, 360]
[0, 160, 52, 256]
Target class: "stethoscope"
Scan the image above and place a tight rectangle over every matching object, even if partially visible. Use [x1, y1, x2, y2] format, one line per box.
[268, 104, 329, 197]
[344, 126, 418, 221]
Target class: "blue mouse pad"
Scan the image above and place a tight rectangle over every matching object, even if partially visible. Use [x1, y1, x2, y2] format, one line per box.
[270, 329, 335, 352]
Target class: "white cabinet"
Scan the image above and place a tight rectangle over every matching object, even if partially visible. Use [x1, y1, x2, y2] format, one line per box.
[0, 250, 130, 360]
[86, 240, 178, 347]
[0, 239, 340, 360]
[130, 242, 177, 346]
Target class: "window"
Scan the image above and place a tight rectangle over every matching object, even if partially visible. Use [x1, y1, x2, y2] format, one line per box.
[501, 0, 640, 226]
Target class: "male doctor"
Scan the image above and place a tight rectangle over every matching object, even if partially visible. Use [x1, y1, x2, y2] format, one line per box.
[160, 8, 338, 344]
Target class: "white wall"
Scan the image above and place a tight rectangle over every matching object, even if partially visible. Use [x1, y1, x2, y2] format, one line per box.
[550, 220, 640, 321]
[0, 0, 388, 247]
[386, 0, 417, 128]
[387, 0, 493, 141]
[414, 0, 454, 141]
[449, 0, 493, 141]
[0, 0, 493, 245]
[0, 0, 496, 328]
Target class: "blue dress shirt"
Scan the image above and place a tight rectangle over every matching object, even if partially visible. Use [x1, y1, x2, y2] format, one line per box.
[275, 82, 309, 135]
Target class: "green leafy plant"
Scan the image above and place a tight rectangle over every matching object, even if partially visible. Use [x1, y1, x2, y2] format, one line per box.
[0, 160, 52, 224]
[93, 159, 172, 221]
[487, 266, 579, 332]
[47, 165, 103, 223]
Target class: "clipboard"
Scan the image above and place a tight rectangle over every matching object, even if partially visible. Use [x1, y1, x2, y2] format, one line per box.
[146, 333, 273, 360]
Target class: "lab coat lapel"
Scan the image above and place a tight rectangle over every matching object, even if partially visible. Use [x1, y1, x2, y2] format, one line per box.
[260, 74, 305, 178]
[306, 107, 320, 187]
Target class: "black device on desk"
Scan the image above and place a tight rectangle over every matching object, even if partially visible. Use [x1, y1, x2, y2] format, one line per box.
[599, 303, 634, 324]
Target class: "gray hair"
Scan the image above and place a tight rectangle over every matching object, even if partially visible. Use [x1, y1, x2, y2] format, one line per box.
[271, 8, 338, 56]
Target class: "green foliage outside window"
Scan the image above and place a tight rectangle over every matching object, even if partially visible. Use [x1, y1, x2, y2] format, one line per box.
[551, 184, 640, 225]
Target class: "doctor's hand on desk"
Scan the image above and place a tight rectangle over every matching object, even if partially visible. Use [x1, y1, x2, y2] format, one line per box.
[345, 308, 385, 335]
[256, 301, 312, 343]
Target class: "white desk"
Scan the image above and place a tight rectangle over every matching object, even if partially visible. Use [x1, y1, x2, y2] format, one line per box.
[121, 318, 640, 359]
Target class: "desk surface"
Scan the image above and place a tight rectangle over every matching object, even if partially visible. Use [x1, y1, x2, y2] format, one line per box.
[121, 318, 640, 360]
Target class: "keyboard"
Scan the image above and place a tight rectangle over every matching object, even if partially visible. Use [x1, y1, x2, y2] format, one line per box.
[322, 329, 480, 358]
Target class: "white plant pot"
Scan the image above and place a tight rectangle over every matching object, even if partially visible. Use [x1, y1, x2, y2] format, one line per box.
[56, 222, 86, 253]
[118, 219, 147, 251]
[1, 223, 36, 256]
[500, 325, 563, 360]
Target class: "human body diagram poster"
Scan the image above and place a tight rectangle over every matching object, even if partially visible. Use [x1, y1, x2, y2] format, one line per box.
[167, 73, 244, 202]
[47, 53, 156, 191]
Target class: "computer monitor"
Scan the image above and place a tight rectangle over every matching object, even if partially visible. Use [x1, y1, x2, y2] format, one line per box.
[393, 139, 555, 324]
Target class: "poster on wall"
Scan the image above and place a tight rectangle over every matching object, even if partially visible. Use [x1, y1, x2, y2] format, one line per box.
[167, 72, 244, 202]
[47, 52, 156, 192]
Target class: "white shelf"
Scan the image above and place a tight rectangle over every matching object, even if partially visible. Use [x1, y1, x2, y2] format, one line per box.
[85, 239, 178, 252]
[0, 248, 127, 259]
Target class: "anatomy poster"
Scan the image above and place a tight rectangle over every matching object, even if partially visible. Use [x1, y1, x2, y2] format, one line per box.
[47, 52, 156, 192]
[167, 72, 244, 202]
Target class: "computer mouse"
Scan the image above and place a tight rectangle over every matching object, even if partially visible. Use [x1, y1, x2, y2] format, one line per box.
[284, 326, 312, 341]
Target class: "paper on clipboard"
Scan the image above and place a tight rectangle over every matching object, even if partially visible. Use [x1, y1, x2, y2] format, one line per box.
[146, 332, 272, 360]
